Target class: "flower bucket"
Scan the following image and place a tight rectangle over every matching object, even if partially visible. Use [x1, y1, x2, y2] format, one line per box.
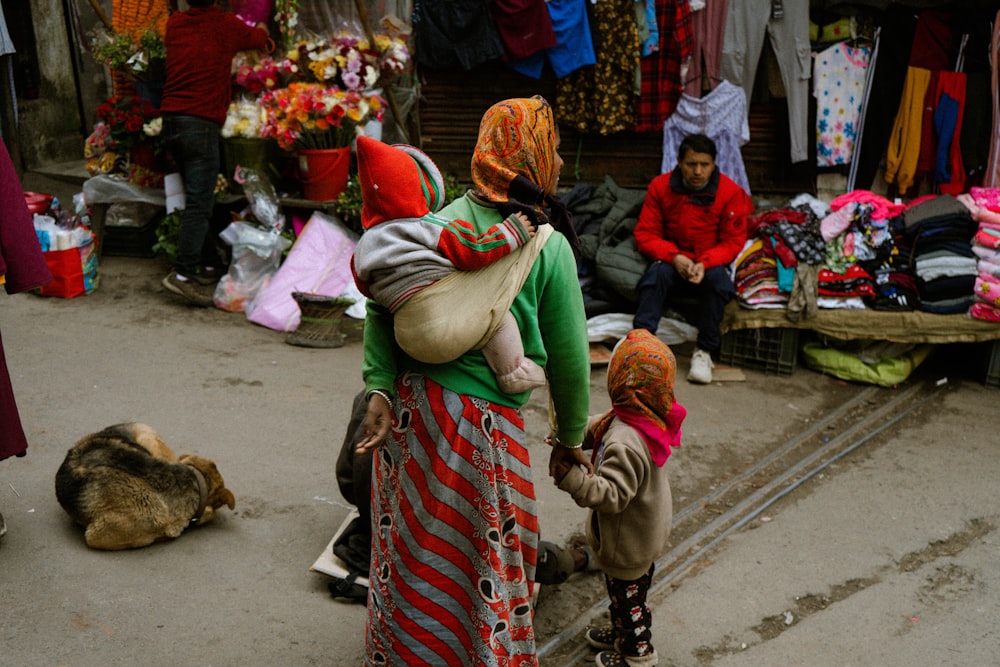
[297, 147, 351, 202]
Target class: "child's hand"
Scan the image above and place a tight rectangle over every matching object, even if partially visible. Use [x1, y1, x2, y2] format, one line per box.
[548, 444, 594, 484]
[513, 212, 536, 237]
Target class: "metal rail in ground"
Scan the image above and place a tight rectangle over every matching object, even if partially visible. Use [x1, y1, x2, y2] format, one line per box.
[539, 381, 942, 666]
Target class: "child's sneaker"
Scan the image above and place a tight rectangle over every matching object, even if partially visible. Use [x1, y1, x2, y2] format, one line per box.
[585, 625, 617, 651]
[594, 651, 627, 667]
[595, 649, 659, 667]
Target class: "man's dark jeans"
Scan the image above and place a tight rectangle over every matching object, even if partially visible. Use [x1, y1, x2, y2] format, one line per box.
[162, 114, 220, 278]
[632, 260, 735, 354]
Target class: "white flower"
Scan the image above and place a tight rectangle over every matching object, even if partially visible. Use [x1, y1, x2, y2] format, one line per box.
[142, 117, 162, 137]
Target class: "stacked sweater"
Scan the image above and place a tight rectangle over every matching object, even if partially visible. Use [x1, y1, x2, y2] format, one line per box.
[959, 188, 1000, 321]
[902, 194, 978, 314]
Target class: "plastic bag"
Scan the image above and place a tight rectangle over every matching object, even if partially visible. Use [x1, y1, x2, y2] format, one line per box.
[38, 231, 100, 298]
[801, 340, 933, 387]
[238, 168, 284, 233]
[213, 221, 291, 312]
[246, 211, 357, 331]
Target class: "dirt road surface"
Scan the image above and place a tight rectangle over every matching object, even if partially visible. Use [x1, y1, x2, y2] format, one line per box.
[3, 174, 999, 666]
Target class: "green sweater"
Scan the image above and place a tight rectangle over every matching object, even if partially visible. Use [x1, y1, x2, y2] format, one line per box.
[362, 193, 591, 446]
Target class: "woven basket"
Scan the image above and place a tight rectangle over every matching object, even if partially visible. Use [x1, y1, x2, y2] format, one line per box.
[286, 292, 356, 348]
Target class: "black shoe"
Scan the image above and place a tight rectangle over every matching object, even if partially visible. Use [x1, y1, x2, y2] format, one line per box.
[162, 271, 215, 307]
[193, 265, 224, 286]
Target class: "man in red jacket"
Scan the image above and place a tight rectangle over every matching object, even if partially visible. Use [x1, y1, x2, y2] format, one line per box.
[159, 0, 270, 306]
[632, 134, 753, 384]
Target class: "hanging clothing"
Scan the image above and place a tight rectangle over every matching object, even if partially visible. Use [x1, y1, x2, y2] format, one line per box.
[412, 0, 505, 71]
[931, 72, 967, 195]
[0, 2, 13, 56]
[489, 0, 556, 62]
[849, 8, 919, 191]
[506, 0, 596, 80]
[813, 41, 871, 167]
[660, 80, 751, 194]
[683, 0, 728, 98]
[883, 66, 931, 195]
[720, 0, 811, 163]
[983, 10, 1000, 187]
[632, 0, 693, 133]
[639, 0, 659, 58]
[557, 0, 640, 135]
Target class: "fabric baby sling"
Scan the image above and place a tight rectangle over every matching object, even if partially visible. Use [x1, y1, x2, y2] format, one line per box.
[393, 224, 554, 364]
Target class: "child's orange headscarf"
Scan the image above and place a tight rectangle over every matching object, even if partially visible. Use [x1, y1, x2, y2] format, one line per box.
[591, 329, 686, 467]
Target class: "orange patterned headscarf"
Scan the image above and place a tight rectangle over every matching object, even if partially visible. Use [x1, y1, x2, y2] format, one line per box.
[471, 95, 557, 202]
[591, 329, 686, 467]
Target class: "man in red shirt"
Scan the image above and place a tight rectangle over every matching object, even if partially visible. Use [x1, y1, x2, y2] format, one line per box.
[632, 134, 753, 383]
[159, 0, 270, 306]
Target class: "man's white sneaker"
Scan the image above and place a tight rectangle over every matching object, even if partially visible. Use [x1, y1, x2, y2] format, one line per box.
[688, 348, 714, 384]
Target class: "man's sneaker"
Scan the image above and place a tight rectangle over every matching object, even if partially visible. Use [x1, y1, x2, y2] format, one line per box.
[585, 625, 617, 651]
[688, 348, 714, 384]
[162, 271, 215, 307]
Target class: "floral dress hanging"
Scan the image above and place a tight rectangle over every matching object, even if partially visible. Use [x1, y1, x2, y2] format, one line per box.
[556, 0, 639, 135]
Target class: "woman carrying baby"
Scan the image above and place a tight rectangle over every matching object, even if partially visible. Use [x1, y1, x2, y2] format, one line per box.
[354, 95, 591, 666]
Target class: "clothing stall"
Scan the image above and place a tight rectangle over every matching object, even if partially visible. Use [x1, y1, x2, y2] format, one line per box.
[430, 0, 1000, 385]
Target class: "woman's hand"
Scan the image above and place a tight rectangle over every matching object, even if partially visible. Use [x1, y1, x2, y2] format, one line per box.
[548, 440, 594, 483]
[355, 394, 393, 454]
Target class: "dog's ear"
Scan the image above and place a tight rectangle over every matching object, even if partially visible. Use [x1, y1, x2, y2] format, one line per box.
[219, 488, 235, 510]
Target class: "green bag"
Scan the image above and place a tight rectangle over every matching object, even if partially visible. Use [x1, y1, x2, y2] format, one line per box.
[801, 340, 933, 387]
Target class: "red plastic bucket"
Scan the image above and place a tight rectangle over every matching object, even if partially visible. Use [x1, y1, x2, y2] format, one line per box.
[297, 147, 351, 202]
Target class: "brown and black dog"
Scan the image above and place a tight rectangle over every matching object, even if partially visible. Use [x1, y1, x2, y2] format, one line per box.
[55, 423, 235, 550]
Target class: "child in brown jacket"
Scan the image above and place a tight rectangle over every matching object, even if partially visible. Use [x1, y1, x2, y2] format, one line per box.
[551, 328, 686, 667]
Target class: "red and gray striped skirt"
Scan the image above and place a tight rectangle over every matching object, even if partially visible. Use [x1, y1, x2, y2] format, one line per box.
[365, 372, 540, 667]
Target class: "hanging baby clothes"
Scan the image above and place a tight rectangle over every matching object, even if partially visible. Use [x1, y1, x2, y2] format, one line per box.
[557, 0, 640, 135]
[660, 80, 751, 194]
[632, 0, 693, 133]
[814, 41, 871, 167]
[720, 0, 811, 163]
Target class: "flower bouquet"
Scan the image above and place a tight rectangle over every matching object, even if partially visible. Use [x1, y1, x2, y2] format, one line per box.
[274, 0, 299, 51]
[90, 27, 166, 82]
[282, 31, 409, 92]
[233, 53, 285, 95]
[94, 95, 162, 151]
[222, 96, 267, 139]
[221, 96, 282, 192]
[259, 83, 384, 150]
[85, 95, 165, 186]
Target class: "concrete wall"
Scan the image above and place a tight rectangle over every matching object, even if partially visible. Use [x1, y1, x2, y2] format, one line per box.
[16, 0, 110, 169]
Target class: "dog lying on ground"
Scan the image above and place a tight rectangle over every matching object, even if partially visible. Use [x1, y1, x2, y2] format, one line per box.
[55, 422, 235, 550]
